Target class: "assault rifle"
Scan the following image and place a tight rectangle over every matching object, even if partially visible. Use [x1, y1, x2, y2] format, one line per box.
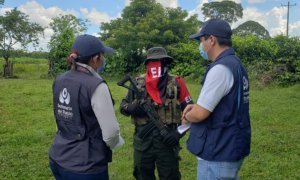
[117, 74, 169, 139]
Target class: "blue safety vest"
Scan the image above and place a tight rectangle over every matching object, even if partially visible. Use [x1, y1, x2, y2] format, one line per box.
[187, 48, 251, 161]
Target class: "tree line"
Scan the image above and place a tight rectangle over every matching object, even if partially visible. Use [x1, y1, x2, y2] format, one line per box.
[0, 0, 299, 85]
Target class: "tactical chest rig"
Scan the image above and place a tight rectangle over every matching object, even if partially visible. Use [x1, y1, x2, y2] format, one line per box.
[132, 74, 181, 126]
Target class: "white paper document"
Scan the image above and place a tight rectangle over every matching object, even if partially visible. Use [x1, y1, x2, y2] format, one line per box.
[177, 123, 191, 134]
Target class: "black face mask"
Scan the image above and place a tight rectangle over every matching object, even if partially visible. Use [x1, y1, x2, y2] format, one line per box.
[161, 59, 170, 76]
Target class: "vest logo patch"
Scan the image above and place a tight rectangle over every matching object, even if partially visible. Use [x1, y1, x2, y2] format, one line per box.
[243, 76, 249, 91]
[243, 76, 249, 103]
[59, 88, 70, 105]
[57, 88, 73, 119]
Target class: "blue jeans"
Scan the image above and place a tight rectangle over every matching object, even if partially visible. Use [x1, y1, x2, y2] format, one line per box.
[197, 158, 244, 180]
[50, 161, 109, 180]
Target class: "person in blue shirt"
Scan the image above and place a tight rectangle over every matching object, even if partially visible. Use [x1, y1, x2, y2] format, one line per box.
[182, 19, 251, 180]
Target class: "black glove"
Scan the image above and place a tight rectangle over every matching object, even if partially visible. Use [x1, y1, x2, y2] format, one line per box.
[127, 103, 146, 117]
[162, 130, 181, 147]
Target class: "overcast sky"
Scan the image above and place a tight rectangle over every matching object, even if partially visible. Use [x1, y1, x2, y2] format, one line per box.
[1, 0, 299, 51]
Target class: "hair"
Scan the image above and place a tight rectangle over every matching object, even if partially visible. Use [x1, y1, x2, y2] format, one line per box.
[67, 49, 102, 70]
[67, 50, 79, 70]
[203, 35, 210, 40]
[203, 35, 232, 47]
[216, 37, 232, 47]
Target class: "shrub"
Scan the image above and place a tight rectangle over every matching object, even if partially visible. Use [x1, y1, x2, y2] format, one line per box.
[233, 35, 300, 86]
[167, 42, 207, 78]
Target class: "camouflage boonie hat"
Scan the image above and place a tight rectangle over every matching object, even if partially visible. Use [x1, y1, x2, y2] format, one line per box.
[145, 47, 173, 64]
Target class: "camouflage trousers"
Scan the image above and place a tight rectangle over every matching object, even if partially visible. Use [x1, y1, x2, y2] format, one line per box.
[133, 126, 181, 180]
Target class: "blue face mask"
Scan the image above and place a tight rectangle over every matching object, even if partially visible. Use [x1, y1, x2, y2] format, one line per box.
[199, 43, 209, 61]
[98, 59, 106, 74]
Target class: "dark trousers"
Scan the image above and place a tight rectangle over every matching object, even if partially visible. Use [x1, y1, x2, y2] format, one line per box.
[133, 128, 181, 180]
[50, 161, 109, 180]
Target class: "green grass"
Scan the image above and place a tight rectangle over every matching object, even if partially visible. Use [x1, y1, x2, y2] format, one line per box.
[0, 57, 48, 64]
[0, 79, 54, 179]
[0, 57, 48, 79]
[0, 63, 300, 179]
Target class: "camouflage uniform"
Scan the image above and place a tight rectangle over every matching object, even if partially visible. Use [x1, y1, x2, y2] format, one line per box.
[120, 74, 190, 180]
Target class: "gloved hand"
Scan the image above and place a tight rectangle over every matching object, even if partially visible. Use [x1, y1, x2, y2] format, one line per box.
[162, 130, 181, 147]
[127, 102, 146, 117]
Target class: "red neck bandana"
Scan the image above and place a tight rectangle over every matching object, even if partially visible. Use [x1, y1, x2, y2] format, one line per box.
[145, 61, 164, 105]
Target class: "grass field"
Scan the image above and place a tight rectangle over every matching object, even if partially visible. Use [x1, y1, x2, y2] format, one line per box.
[0, 60, 300, 179]
[0, 58, 48, 79]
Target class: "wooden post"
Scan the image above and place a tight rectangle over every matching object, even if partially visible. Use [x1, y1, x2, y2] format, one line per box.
[10, 61, 13, 76]
[3, 61, 8, 77]
[3, 60, 14, 77]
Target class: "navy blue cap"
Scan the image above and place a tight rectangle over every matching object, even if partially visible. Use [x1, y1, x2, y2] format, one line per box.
[189, 19, 232, 40]
[72, 34, 114, 57]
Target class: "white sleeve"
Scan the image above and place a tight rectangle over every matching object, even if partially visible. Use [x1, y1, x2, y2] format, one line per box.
[91, 83, 124, 150]
[197, 64, 234, 112]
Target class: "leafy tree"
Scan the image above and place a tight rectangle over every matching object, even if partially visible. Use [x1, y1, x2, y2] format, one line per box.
[232, 35, 277, 64]
[10, 49, 48, 59]
[48, 14, 87, 77]
[233, 20, 270, 39]
[202, 0, 243, 24]
[49, 14, 87, 37]
[100, 0, 200, 74]
[232, 35, 277, 84]
[271, 35, 300, 85]
[0, 0, 4, 5]
[232, 35, 300, 85]
[0, 8, 44, 77]
[167, 41, 206, 78]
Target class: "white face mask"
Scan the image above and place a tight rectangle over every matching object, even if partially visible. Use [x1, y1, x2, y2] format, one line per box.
[199, 38, 212, 61]
[199, 43, 209, 60]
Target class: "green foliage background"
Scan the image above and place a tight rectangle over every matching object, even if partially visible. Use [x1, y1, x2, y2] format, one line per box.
[201, 0, 243, 24]
[232, 35, 300, 85]
[233, 20, 270, 39]
[100, 0, 200, 74]
[0, 0, 299, 179]
[101, 34, 300, 86]
[47, 14, 87, 77]
[38, 0, 300, 86]
[0, 8, 43, 61]
[98, 0, 300, 85]
[0, 63, 299, 179]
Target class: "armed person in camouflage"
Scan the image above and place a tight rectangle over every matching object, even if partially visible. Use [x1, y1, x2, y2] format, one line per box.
[120, 47, 193, 180]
